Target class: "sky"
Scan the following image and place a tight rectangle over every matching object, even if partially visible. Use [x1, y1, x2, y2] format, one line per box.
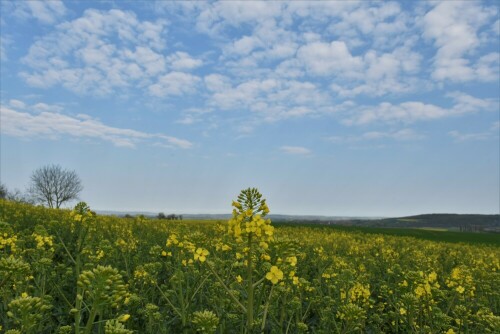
[0, 1, 499, 217]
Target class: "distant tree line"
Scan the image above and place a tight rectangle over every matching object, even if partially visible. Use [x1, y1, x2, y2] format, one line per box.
[157, 212, 183, 220]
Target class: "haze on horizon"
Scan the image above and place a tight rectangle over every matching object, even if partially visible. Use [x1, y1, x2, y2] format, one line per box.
[1, 1, 499, 217]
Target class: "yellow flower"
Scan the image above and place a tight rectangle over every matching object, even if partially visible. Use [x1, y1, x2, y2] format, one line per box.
[236, 275, 243, 283]
[21, 292, 28, 298]
[266, 266, 284, 284]
[456, 286, 465, 294]
[194, 248, 209, 262]
[400, 308, 407, 315]
[445, 329, 456, 334]
[119, 314, 130, 322]
[287, 256, 297, 267]
[414, 285, 426, 298]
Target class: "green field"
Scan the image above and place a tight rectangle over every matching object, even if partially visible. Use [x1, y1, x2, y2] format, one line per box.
[274, 222, 500, 246]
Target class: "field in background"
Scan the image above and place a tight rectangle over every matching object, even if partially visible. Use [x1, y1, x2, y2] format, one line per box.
[274, 221, 500, 246]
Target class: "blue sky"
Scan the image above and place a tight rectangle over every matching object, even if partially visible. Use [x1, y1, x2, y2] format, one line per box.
[1, 1, 499, 216]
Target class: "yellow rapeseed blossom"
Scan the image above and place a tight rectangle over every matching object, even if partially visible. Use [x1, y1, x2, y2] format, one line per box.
[194, 248, 209, 262]
[415, 285, 427, 298]
[287, 256, 297, 267]
[261, 253, 271, 261]
[0, 233, 17, 252]
[119, 314, 131, 322]
[266, 266, 284, 284]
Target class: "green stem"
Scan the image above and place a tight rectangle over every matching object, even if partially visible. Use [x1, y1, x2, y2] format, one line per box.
[252, 276, 266, 289]
[188, 273, 210, 305]
[74, 289, 82, 334]
[154, 282, 183, 318]
[83, 306, 98, 334]
[56, 233, 77, 265]
[206, 262, 247, 313]
[0, 273, 13, 289]
[260, 285, 274, 332]
[246, 235, 254, 331]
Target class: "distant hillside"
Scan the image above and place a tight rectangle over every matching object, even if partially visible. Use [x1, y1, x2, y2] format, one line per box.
[95, 210, 499, 232]
[96, 211, 381, 221]
[347, 214, 500, 232]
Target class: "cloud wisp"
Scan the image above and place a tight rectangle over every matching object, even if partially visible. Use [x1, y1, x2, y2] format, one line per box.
[0, 102, 192, 149]
[280, 146, 311, 155]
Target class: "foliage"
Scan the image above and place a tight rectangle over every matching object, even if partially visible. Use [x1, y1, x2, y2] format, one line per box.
[0, 196, 499, 333]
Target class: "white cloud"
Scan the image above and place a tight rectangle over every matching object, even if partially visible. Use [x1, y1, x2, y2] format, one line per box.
[448, 130, 493, 142]
[297, 41, 363, 78]
[423, 1, 498, 82]
[0, 103, 192, 149]
[175, 116, 197, 125]
[204, 74, 232, 92]
[20, 9, 174, 96]
[122, 46, 166, 76]
[226, 35, 263, 56]
[280, 146, 311, 155]
[328, 128, 424, 143]
[8, 99, 26, 109]
[167, 51, 203, 70]
[448, 121, 500, 142]
[32, 102, 64, 113]
[9, 0, 67, 24]
[362, 129, 424, 141]
[294, 37, 422, 98]
[148, 72, 201, 97]
[0, 34, 12, 61]
[343, 92, 496, 125]
[195, 1, 283, 36]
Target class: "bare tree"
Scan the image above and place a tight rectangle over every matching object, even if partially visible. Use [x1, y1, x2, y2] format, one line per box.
[29, 165, 83, 208]
[0, 183, 7, 199]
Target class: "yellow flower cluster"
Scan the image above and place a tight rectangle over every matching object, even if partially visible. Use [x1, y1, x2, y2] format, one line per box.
[349, 282, 371, 303]
[70, 202, 94, 223]
[32, 233, 54, 251]
[0, 232, 17, 253]
[227, 188, 273, 243]
[166, 233, 179, 246]
[446, 266, 475, 296]
[228, 211, 274, 242]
